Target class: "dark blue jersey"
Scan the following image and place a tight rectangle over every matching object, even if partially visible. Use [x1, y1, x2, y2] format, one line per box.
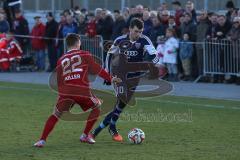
[106, 34, 158, 73]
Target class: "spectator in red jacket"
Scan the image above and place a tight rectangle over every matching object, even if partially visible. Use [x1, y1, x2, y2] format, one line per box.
[172, 1, 185, 27]
[31, 16, 46, 71]
[86, 12, 97, 38]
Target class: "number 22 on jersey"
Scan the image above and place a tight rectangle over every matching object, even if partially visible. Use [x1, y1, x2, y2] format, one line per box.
[61, 55, 83, 76]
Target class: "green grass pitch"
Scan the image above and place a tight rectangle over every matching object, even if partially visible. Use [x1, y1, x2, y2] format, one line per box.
[0, 81, 240, 160]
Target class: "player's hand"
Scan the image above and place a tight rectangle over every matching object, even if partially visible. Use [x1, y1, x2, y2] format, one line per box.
[103, 80, 112, 85]
[111, 76, 122, 84]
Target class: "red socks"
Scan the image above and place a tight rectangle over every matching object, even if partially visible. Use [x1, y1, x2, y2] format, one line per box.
[39, 108, 100, 140]
[83, 107, 100, 135]
[40, 115, 59, 141]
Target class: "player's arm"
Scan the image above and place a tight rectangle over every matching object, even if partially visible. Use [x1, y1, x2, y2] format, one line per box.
[105, 41, 120, 73]
[104, 38, 121, 85]
[143, 36, 159, 64]
[87, 52, 121, 84]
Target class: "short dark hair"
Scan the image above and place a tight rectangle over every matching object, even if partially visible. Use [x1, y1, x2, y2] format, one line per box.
[226, 0, 235, 8]
[114, 10, 120, 14]
[130, 18, 144, 29]
[172, 1, 181, 6]
[66, 33, 81, 48]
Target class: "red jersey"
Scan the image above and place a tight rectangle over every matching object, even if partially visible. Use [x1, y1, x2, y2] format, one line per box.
[57, 49, 112, 97]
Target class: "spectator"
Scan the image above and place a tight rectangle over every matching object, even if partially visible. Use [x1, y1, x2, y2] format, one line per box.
[227, 17, 240, 41]
[149, 16, 166, 46]
[163, 28, 179, 81]
[196, 10, 210, 75]
[81, 8, 88, 16]
[63, 9, 72, 17]
[230, 9, 240, 22]
[85, 12, 97, 38]
[168, 15, 181, 38]
[31, 16, 46, 71]
[56, 13, 66, 58]
[96, 9, 114, 41]
[76, 13, 87, 35]
[227, 17, 240, 85]
[159, 10, 170, 25]
[206, 13, 218, 39]
[3, 0, 22, 28]
[122, 7, 130, 21]
[0, 12, 10, 33]
[215, 15, 232, 39]
[172, 1, 185, 27]
[150, 10, 157, 21]
[126, 4, 144, 28]
[62, 14, 78, 38]
[73, 5, 81, 15]
[180, 12, 197, 41]
[179, 33, 193, 81]
[156, 36, 166, 78]
[225, 0, 236, 22]
[185, 1, 197, 24]
[45, 12, 58, 72]
[158, 3, 168, 12]
[95, 8, 103, 22]
[12, 9, 29, 55]
[142, 10, 153, 36]
[111, 10, 127, 40]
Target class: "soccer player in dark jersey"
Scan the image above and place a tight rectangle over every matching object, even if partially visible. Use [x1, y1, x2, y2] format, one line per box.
[34, 33, 121, 147]
[91, 18, 159, 142]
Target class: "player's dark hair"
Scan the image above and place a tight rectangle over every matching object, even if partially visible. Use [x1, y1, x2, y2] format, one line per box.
[66, 33, 81, 48]
[130, 18, 144, 29]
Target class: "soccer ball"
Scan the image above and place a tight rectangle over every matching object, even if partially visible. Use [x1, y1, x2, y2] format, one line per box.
[127, 128, 145, 144]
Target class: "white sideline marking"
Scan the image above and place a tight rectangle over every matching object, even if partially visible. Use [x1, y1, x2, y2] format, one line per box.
[0, 85, 240, 110]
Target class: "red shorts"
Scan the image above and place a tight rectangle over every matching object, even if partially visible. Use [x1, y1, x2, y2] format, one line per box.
[55, 95, 101, 113]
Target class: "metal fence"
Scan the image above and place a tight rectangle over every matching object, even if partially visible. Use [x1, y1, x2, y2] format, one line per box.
[79, 35, 104, 65]
[204, 39, 240, 76]
[0, 34, 104, 71]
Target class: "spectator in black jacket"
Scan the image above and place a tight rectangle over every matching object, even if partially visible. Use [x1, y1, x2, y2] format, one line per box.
[45, 12, 58, 72]
[215, 15, 232, 40]
[56, 13, 66, 59]
[180, 12, 197, 41]
[206, 13, 218, 39]
[0, 12, 10, 33]
[185, 1, 197, 24]
[76, 13, 87, 35]
[142, 10, 153, 37]
[111, 10, 126, 40]
[3, 0, 21, 28]
[96, 9, 114, 41]
[12, 9, 29, 54]
[149, 16, 166, 46]
[225, 0, 236, 22]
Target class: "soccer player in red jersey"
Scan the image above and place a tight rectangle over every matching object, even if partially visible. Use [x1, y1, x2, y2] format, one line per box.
[34, 33, 121, 147]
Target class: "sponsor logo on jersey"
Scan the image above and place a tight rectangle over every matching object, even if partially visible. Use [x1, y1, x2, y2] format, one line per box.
[125, 51, 139, 57]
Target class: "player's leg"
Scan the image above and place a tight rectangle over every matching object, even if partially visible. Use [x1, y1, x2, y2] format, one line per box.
[77, 96, 101, 144]
[109, 83, 138, 142]
[108, 99, 126, 142]
[91, 109, 114, 137]
[34, 98, 74, 147]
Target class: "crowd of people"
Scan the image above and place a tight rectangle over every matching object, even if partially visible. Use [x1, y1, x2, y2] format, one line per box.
[0, 0, 240, 84]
